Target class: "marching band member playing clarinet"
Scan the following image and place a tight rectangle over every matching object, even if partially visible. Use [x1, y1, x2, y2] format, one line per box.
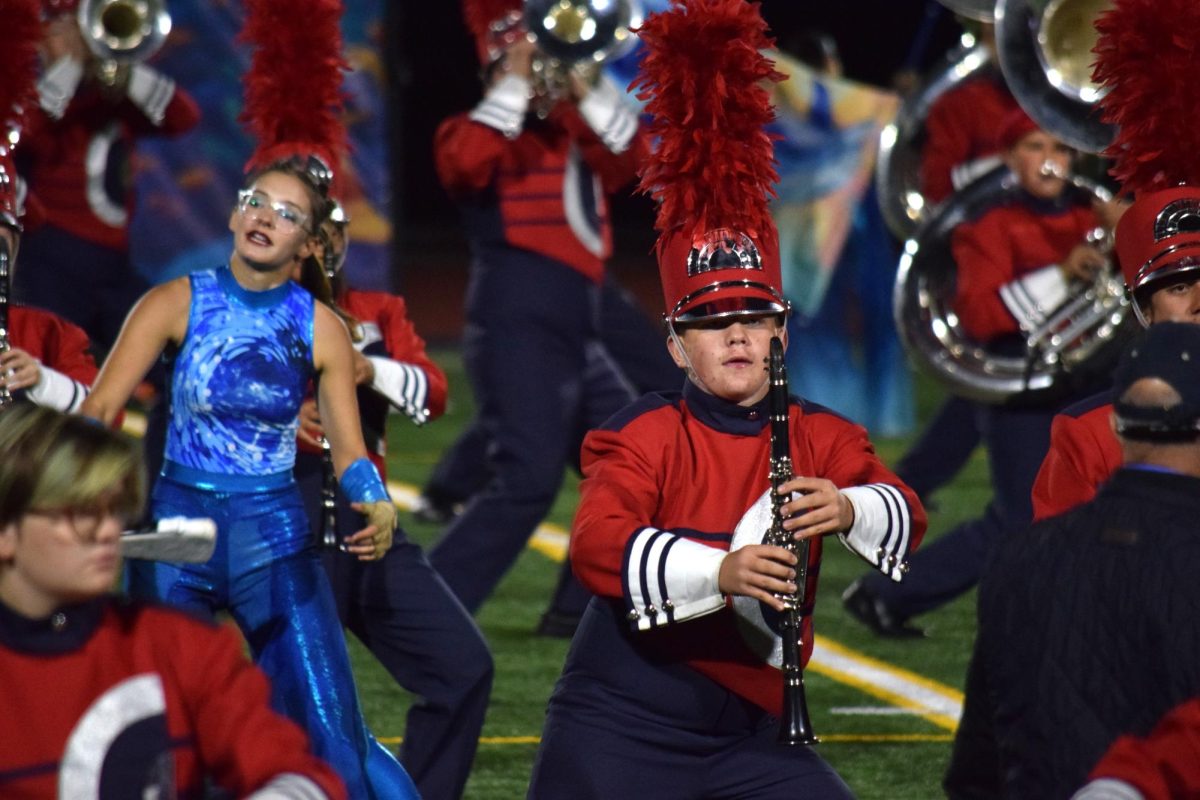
[528, 2, 924, 797]
[79, 1, 417, 796]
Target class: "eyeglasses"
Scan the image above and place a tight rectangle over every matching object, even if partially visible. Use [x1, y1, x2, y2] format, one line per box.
[237, 189, 309, 232]
[26, 506, 130, 542]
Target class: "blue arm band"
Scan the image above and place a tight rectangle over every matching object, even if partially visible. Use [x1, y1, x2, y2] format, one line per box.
[340, 457, 389, 503]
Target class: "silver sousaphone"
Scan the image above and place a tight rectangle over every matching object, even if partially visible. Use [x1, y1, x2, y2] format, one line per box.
[876, 36, 995, 240]
[894, 164, 1130, 404]
[994, 0, 1115, 154]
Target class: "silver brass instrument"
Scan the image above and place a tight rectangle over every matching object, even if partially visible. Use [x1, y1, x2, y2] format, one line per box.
[934, 0, 996, 22]
[0, 235, 12, 411]
[78, 0, 171, 79]
[523, 0, 641, 105]
[894, 165, 1131, 404]
[995, 0, 1115, 153]
[876, 36, 995, 240]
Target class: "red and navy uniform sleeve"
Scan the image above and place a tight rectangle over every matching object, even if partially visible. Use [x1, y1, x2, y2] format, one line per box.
[953, 204, 1098, 342]
[557, 106, 647, 195]
[1032, 398, 1120, 521]
[434, 113, 512, 198]
[801, 403, 927, 580]
[1080, 698, 1200, 800]
[345, 289, 448, 422]
[167, 616, 347, 799]
[920, 76, 1017, 203]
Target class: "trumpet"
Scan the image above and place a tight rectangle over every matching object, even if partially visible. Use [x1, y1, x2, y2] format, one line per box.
[78, 0, 171, 83]
[522, 0, 640, 111]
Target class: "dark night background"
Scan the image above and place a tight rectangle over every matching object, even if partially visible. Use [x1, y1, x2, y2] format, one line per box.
[387, 1, 964, 337]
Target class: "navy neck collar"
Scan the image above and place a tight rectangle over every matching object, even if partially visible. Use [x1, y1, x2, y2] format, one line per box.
[0, 596, 107, 655]
[218, 264, 293, 308]
[1014, 187, 1075, 216]
[682, 379, 770, 436]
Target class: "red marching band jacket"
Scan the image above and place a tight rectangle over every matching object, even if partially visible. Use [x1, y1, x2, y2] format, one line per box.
[570, 392, 926, 716]
[433, 102, 647, 285]
[1031, 393, 1121, 521]
[953, 199, 1100, 343]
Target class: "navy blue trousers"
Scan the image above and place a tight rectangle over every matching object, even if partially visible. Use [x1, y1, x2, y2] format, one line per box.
[894, 395, 983, 501]
[529, 600, 854, 799]
[863, 399, 1056, 620]
[295, 453, 493, 800]
[428, 253, 635, 614]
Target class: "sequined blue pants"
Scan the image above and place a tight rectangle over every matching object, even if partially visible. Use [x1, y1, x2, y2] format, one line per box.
[127, 475, 418, 799]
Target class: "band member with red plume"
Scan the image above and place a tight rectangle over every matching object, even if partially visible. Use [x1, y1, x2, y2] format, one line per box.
[13, 0, 199, 354]
[290, 206, 494, 800]
[0, 405, 347, 799]
[1031, 0, 1200, 521]
[425, 0, 648, 626]
[528, 3, 924, 796]
[844, 108, 1122, 638]
[78, 0, 418, 795]
[0, 0, 97, 415]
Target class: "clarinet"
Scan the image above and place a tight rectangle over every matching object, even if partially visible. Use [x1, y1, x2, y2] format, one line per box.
[0, 236, 13, 411]
[766, 336, 817, 745]
[319, 435, 339, 548]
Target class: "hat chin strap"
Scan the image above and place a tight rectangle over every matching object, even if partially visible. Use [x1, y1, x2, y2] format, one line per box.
[666, 317, 720, 398]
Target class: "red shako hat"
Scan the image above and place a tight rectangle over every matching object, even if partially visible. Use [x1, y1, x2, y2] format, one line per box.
[995, 107, 1042, 152]
[1094, 0, 1200, 322]
[633, 0, 787, 324]
[239, 0, 349, 200]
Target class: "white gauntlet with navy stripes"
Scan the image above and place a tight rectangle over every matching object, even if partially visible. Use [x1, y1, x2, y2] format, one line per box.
[622, 527, 727, 631]
[367, 357, 430, 426]
[838, 484, 915, 582]
[998, 263, 1071, 334]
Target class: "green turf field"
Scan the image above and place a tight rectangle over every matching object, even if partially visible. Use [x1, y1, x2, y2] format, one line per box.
[359, 348, 991, 799]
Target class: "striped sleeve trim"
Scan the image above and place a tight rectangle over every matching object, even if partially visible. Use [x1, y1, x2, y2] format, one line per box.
[37, 56, 83, 119]
[998, 263, 1070, 334]
[1069, 779, 1145, 800]
[838, 484, 912, 582]
[577, 77, 638, 154]
[621, 526, 725, 631]
[127, 64, 176, 126]
[245, 773, 332, 800]
[27, 364, 89, 413]
[368, 357, 430, 425]
[468, 74, 531, 139]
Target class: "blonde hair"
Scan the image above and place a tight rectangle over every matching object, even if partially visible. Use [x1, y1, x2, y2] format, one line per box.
[0, 406, 145, 528]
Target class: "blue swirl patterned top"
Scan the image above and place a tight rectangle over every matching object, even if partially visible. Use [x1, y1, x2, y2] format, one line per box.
[163, 267, 314, 489]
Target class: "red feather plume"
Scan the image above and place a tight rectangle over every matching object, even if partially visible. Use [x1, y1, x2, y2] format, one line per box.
[0, 0, 43, 145]
[1094, 0, 1200, 193]
[239, 0, 349, 176]
[462, 0, 521, 43]
[633, 0, 783, 252]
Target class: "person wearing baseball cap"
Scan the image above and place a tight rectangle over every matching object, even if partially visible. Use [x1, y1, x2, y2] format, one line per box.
[962, 322, 1200, 798]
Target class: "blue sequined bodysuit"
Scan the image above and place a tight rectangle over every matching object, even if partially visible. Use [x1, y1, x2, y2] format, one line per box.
[128, 267, 417, 799]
